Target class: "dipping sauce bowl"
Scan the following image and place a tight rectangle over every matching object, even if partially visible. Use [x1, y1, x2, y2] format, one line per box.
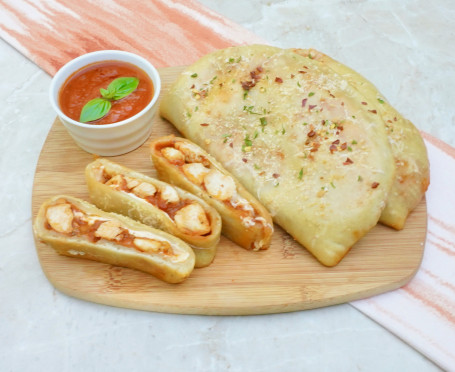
[49, 50, 161, 156]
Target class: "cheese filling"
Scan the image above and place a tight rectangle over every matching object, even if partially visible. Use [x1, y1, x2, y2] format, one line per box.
[160, 141, 267, 231]
[95, 167, 211, 236]
[44, 199, 189, 261]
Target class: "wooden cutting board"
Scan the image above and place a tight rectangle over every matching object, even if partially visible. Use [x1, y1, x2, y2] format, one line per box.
[32, 66, 427, 315]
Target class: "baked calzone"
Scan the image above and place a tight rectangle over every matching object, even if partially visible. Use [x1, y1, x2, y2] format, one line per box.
[159, 44, 397, 266]
[85, 158, 221, 268]
[150, 135, 274, 251]
[34, 195, 195, 283]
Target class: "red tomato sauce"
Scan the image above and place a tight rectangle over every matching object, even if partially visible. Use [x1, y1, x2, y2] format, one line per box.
[59, 60, 154, 125]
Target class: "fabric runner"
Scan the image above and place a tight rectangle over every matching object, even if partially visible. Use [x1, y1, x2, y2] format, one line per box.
[1, 1, 454, 370]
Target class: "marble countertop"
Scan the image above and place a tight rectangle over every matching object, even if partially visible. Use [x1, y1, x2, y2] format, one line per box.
[1, 0, 452, 370]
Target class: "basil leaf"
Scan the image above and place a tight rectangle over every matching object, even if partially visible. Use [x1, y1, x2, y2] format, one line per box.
[100, 88, 111, 98]
[104, 77, 139, 100]
[80, 98, 111, 123]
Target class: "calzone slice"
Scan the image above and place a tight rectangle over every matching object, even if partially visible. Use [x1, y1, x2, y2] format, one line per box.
[85, 158, 221, 268]
[159, 44, 396, 266]
[150, 135, 274, 251]
[292, 48, 430, 230]
[34, 195, 195, 283]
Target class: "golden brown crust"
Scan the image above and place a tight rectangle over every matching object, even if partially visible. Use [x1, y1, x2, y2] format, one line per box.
[293, 48, 430, 230]
[150, 135, 274, 251]
[33, 195, 195, 283]
[85, 158, 222, 268]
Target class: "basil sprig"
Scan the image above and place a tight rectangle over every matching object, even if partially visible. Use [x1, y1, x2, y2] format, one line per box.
[79, 77, 139, 123]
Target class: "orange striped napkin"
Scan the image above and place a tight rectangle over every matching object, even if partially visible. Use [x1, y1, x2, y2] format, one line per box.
[1, 1, 453, 370]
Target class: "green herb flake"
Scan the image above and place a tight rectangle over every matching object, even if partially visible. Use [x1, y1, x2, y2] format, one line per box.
[377, 98, 385, 104]
[244, 135, 253, 147]
[347, 146, 352, 152]
[358, 175, 363, 182]
[259, 117, 268, 131]
[298, 168, 304, 180]
[308, 92, 315, 97]
[330, 182, 336, 189]
[191, 73, 198, 78]
[243, 91, 248, 100]
[222, 133, 232, 143]
[352, 140, 357, 144]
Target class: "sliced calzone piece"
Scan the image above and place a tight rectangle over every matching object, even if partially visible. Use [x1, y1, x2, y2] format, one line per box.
[159, 44, 396, 266]
[85, 159, 221, 268]
[292, 48, 430, 230]
[33, 195, 195, 283]
[150, 135, 274, 251]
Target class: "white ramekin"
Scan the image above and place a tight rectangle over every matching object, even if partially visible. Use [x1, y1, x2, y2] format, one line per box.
[49, 50, 161, 156]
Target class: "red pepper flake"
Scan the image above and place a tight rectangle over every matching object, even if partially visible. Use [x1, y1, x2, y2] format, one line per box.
[338, 125, 344, 131]
[298, 70, 307, 74]
[308, 104, 317, 110]
[242, 158, 248, 163]
[241, 80, 255, 90]
[310, 142, 320, 152]
[329, 93, 335, 98]
[250, 70, 260, 80]
[371, 182, 380, 189]
[301, 98, 307, 107]
[190, 84, 195, 89]
[291, 74, 295, 78]
[308, 130, 316, 137]
[361, 101, 368, 105]
[341, 102, 345, 106]
[273, 173, 280, 178]
[332, 139, 340, 145]
[200, 123, 209, 127]
[368, 109, 377, 114]
[387, 120, 393, 123]
[394, 117, 397, 121]
[329, 144, 337, 153]
[340, 142, 347, 150]
[229, 143, 233, 148]
[303, 66, 309, 69]
[275, 77, 283, 83]
[343, 157, 353, 165]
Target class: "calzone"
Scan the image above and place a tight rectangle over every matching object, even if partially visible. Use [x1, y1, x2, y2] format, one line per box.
[150, 135, 274, 251]
[34, 195, 195, 283]
[85, 158, 221, 268]
[159, 45, 396, 266]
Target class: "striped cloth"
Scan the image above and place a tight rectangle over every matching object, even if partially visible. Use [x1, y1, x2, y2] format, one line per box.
[1, 1, 453, 370]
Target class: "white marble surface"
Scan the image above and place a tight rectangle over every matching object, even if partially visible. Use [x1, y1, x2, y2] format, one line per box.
[1, 0, 453, 370]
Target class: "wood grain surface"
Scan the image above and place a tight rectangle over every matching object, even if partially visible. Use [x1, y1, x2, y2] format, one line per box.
[31, 66, 427, 315]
